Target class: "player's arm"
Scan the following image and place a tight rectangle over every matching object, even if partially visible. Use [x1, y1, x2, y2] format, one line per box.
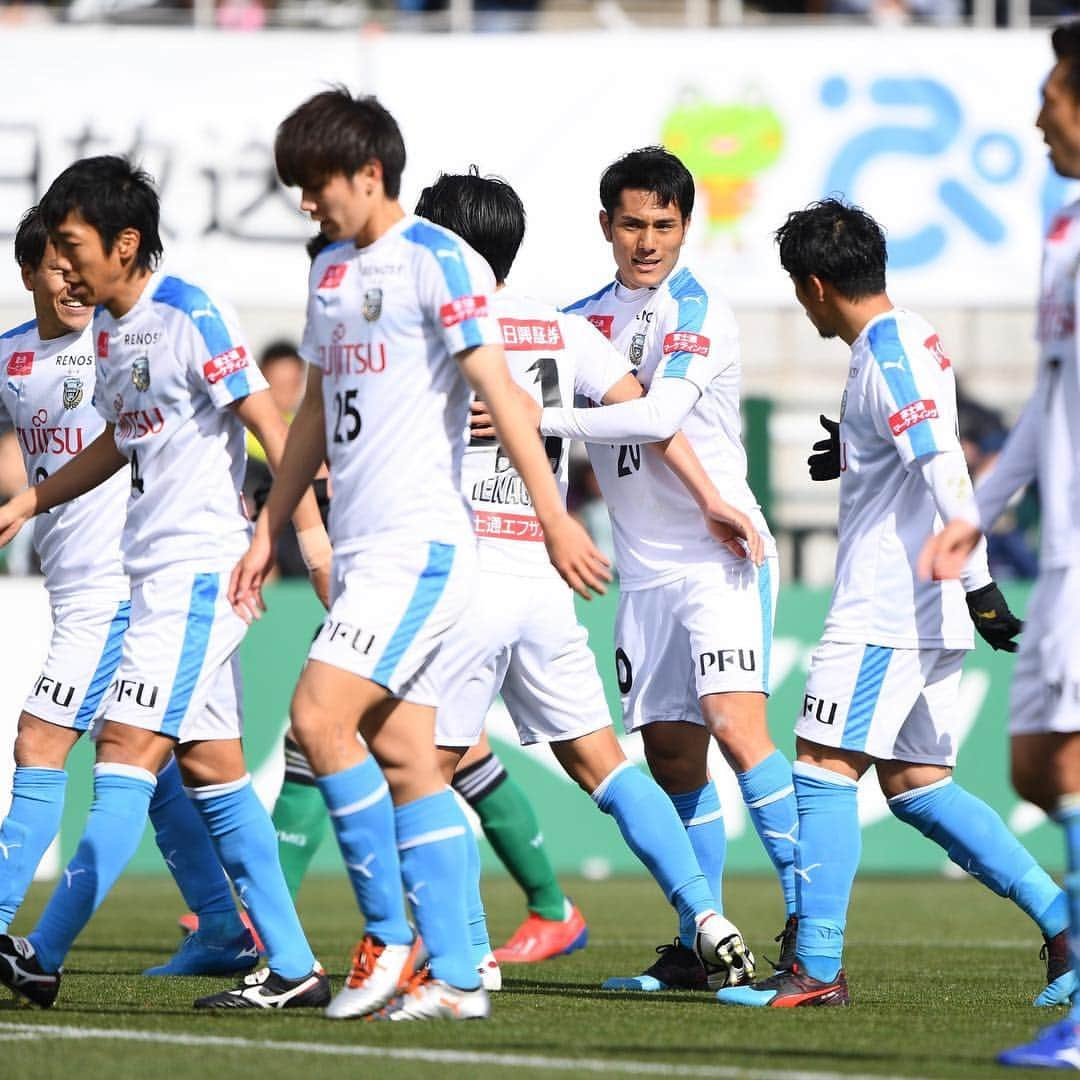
[229, 368, 327, 620]
[0, 425, 125, 548]
[231, 385, 331, 608]
[458, 343, 610, 599]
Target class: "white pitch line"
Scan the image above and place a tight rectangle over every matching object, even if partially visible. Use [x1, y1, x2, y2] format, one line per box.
[0, 1021, 925, 1080]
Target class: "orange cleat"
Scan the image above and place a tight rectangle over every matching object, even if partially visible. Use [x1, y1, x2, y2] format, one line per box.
[177, 910, 265, 955]
[493, 903, 588, 963]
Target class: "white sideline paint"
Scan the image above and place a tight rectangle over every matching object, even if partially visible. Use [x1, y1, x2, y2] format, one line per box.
[0, 1021, 925, 1079]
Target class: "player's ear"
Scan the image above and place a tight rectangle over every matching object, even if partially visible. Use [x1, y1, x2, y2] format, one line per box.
[358, 160, 382, 196]
[807, 274, 827, 304]
[114, 227, 140, 267]
[20, 263, 33, 293]
[599, 210, 613, 242]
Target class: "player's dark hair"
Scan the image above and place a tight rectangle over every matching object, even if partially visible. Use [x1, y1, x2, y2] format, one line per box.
[414, 167, 525, 284]
[14, 206, 48, 271]
[774, 198, 887, 301]
[1052, 20, 1080, 102]
[38, 156, 162, 272]
[599, 146, 695, 221]
[275, 88, 406, 198]
[306, 232, 332, 262]
[259, 339, 303, 368]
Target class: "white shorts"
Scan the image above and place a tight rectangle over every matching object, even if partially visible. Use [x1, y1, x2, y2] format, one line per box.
[434, 572, 612, 747]
[794, 641, 966, 766]
[1009, 566, 1080, 735]
[615, 556, 778, 734]
[22, 596, 131, 732]
[309, 539, 476, 707]
[98, 571, 246, 743]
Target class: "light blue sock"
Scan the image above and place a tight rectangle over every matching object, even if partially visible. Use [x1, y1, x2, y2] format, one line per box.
[596, 764, 715, 949]
[1057, 799, 1080, 1023]
[464, 825, 491, 966]
[29, 763, 156, 972]
[0, 767, 68, 933]
[793, 762, 860, 984]
[149, 757, 241, 938]
[396, 789, 478, 990]
[668, 780, 726, 945]
[737, 750, 798, 916]
[317, 757, 412, 947]
[889, 777, 1067, 938]
[189, 775, 314, 980]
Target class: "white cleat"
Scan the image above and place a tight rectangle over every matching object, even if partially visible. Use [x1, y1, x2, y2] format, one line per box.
[373, 968, 490, 1021]
[325, 934, 421, 1020]
[477, 951, 502, 992]
[693, 910, 755, 990]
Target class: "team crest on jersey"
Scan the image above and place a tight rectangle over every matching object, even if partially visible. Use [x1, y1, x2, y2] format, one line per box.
[131, 356, 150, 392]
[362, 288, 383, 322]
[629, 332, 647, 365]
[62, 377, 84, 410]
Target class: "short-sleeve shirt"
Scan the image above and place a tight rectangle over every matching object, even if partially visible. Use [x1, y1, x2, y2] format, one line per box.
[300, 215, 502, 554]
[564, 264, 773, 591]
[0, 320, 127, 600]
[826, 308, 972, 650]
[461, 288, 629, 577]
[93, 271, 267, 583]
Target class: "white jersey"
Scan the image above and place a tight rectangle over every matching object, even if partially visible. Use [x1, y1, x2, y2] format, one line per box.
[827, 308, 972, 650]
[462, 288, 628, 577]
[93, 271, 267, 583]
[564, 265, 773, 591]
[300, 215, 502, 554]
[0, 319, 126, 600]
[974, 200, 1080, 569]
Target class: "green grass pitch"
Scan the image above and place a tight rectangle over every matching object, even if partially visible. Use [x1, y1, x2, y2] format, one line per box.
[0, 874, 1064, 1079]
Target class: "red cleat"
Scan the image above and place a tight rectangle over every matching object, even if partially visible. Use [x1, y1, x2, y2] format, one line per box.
[178, 911, 265, 955]
[493, 903, 588, 964]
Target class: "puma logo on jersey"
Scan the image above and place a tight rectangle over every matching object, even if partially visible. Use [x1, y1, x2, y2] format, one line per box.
[435, 248, 462, 263]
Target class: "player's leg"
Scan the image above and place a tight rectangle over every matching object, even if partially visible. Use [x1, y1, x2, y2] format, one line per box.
[879, 649, 1069, 1006]
[272, 731, 330, 898]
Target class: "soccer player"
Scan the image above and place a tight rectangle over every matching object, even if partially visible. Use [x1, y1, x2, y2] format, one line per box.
[0, 157, 331, 1010]
[230, 90, 609, 1022]
[717, 198, 1064, 1010]
[0, 206, 261, 978]
[923, 24, 1080, 1067]
[537, 147, 796, 989]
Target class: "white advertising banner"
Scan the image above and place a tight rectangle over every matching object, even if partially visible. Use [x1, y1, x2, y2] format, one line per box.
[0, 27, 1070, 311]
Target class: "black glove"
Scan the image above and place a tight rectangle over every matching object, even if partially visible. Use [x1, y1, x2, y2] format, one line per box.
[966, 582, 1023, 652]
[808, 414, 841, 481]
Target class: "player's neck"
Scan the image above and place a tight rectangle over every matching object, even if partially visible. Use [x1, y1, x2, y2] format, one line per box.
[352, 200, 406, 248]
[838, 294, 894, 346]
[103, 267, 154, 319]
[33, 309, 79, 342]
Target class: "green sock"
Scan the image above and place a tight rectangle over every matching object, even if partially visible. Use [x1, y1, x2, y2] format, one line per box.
[454, 753, 566, 921]
[272, 742, 331, 899]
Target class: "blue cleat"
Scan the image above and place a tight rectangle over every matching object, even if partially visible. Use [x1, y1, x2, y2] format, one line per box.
[716, 963, 849, 1008]
[999, 1018, 1080, 1069]
[1036, 931, 1080, 1007]
[144, 927, 259, 977]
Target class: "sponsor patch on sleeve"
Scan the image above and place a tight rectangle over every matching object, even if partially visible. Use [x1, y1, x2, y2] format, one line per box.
[586, 314, 614, 339]
[6, 351, 33, 376]
[440, 295, 488, 328]
[662, 331, 710, 356]
[203, 346, 249, 385]
[317, 264, 347, 290]
[889, 399, 939, 436]
[500, 318, 564, 350]
[923, 334, 951, 371]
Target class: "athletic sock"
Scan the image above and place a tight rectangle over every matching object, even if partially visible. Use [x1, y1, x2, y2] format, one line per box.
[1058, 796, 1080, 1023]
[29, 763, 156, 972]
[273, 737, 330, 899]
[593, 763, 715, 948]
[454, 752, 565, 922]
[317, 757, 412, 947]
[396, 788, 478, 990]
[889, 777, 1067, 937]
[668, 781, 726, 944]
[792, 762, 860, 984]
[737, 750, 798, 916]
[0, 767, 67, 933]
[464, 823, 492, 967]
[148, 756, 241, 937]
[189, 775, 314, 980]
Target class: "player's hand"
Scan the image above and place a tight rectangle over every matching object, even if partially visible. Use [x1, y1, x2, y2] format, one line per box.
[808, 415, 841, 481]
[703, 499, 764, 566]
[309, 563, 331, 611]
[469, 399, 496, 440]
[228, 531, 274, 624]
[918, 519, 982, 581]
[966, 581, 1023, 652]
[542, 512, 612, 599]
[0, 491, 33, 550]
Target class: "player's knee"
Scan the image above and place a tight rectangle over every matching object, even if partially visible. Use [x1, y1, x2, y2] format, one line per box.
[13, 714, 73, 769]
[1010, 755, 1053, 813]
